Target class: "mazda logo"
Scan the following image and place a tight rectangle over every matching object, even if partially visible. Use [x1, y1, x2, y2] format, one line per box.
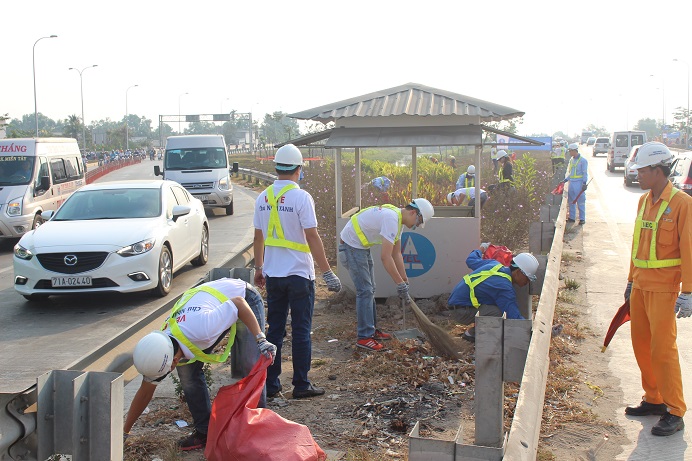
[64, 255, 78, 266]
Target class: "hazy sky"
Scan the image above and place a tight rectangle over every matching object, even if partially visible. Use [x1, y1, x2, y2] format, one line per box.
[3, 0, 691, 137]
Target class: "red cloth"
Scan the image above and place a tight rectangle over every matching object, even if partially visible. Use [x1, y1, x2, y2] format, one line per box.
[482, 244, 513, 266]
[205, 357, 326, 461]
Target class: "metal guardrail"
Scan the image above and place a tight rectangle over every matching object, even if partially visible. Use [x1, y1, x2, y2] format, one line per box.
[235, 167, 277, 185]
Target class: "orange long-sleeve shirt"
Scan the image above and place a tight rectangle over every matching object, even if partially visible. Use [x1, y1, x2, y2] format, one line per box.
[628, 181, 692, 292]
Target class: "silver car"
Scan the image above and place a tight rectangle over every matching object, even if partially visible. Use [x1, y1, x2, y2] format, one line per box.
[592, 137, 610, 157]
[624, 145, 641, 187]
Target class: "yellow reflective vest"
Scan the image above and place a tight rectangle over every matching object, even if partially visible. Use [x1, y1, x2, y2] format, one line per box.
[350, 205, 403, 248]
[632, 188, 682, 269]
[462, 263, 512, 308]
[263, 184, 310, 253]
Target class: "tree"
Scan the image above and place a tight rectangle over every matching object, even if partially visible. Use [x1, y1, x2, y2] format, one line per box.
[672, 106, 690, 133]
[63, 114, 81, 141]
[583, 124, 609, 136]
[633, 118, 660, 140]
[7, 113, 60, 137]
[260, 112, 300, 144]
[552, 131, 569, 140]
[185, 121, 219, 135]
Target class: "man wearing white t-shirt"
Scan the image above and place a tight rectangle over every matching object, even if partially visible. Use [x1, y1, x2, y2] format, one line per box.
[446, 187, 488, 213]
[125, 278, 276, 451]
[339, 198, 435, 351]
[253, 144, 341, 400]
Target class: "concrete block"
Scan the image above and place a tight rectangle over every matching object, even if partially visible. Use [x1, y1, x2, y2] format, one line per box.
[503, 319, 532, 382]
[475, 316, 504, 448]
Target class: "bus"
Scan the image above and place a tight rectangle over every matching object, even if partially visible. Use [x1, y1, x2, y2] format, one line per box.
[580, 131, 594, 144]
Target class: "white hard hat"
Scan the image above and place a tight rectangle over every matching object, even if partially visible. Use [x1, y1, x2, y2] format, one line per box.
[496, 150, 509, 160]
[133, 331, 175, 379]
[568, 143, 579, 151]
[273, 144, 303, 169]
[446, 192, 455, 205]
[629, 141, 673, 170]
[411, 198, 434, 228]
[512, 253, 538, 281]
[467, 165, 476, 175]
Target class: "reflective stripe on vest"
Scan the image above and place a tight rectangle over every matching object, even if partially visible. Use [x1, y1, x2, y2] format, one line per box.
[264, 184, 310, 253]
[165, 285, 237, 365]
[464, 176, 475, 188]
[499, 168, 511, 184]
[568, 156, 583, 179]
[350, 205, 402, 248]
[631, 188, 681, 269]
[551, 147, 565, 159]
[462, 263, 512, 308]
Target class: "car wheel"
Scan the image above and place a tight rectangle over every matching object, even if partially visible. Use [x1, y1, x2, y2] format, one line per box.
[191, 225, 209, 267]
[154, 246, 173, 297]
[625, 176, 633, 187]
[608, 161, 615, 172]
[225, 200, 234, 216]
[23, 294, 49, 302]
[32, 213, 44, 230]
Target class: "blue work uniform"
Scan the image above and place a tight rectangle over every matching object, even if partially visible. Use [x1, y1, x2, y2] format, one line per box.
[447, 250, 524, 319]
[566, 154, 588, 221]
[455, 173, 475, 190]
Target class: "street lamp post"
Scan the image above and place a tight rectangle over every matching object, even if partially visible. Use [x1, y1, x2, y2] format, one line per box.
[674, 58, 690, 147]
[68, 65, 98, 150]
[33, 35, 57, 137]
[178, 92, 188, 134]
[125, 84, 139, 150]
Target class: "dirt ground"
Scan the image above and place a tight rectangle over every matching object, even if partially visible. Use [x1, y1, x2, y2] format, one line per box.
[124, 182, 630, 461]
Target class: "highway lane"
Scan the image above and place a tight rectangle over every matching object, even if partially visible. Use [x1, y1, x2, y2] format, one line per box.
[0, 160, 258, 393]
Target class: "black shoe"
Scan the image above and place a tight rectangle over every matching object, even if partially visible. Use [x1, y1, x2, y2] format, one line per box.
[177, 430, 207, 451]
[292, 384, 325, 399]
[567, 218, 575, 223]
[579, 220, 585, 225]
[652, 412, 685, 436]
[462, 331, 475, 343]
[267, 384, 283, 398]
[625, 401, 668, 416]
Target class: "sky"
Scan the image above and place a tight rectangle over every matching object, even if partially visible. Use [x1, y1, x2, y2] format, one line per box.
[2, 0, 692, 138]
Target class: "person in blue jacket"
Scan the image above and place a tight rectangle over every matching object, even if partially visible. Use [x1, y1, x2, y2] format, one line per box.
[563, 143, 589, 224]
[447, 245, 539, 342]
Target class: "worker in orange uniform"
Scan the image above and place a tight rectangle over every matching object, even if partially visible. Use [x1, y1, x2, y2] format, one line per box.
[623, 142, 692, 436]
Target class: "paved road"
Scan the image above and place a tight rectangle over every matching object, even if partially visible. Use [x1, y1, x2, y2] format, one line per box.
[0, 161, 257, 393]
[581, 146, 692, 459]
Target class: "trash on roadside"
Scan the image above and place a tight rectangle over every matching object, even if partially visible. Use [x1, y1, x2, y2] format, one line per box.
[175, 420, 188, 428]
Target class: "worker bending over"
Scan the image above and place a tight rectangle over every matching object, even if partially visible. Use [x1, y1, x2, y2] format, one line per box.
[448, 245, 538, 342]
[339, 199, 435, 351]
[446, 186, 488, 211]
[125, 278, 276, 451]
[623, 142, 692, 437]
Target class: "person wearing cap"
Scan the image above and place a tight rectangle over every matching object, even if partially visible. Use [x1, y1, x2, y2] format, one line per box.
[551, 141, 566, 174]
[253, 144, 341, 401]
[371, 176, 392, 192]
[496, 150, 514, 190]
[447, 244, 538, 342]
[446, 187, 488, 214]
[622, 141, 692, 437]
[125, 278, 276, 451]
[562, 143, 588, 224]
[339, 198, 435, 351]
[455, 165, 476, 190]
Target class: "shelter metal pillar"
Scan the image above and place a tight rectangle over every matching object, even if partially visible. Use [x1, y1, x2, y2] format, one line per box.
[411, 146, 417, 199]
[475, 145, 482, 218]
[355, 147, 361, 209]
[335, 148, 342, 217]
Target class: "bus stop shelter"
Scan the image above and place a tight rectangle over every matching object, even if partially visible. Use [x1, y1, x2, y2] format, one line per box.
[284, 83, 542, 297]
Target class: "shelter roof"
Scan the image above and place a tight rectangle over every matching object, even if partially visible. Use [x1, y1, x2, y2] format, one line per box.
[288, 83, 524, 123]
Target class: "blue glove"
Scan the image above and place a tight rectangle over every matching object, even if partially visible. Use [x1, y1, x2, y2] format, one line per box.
[397, 282, 411, 304]
[624, 281, 632, 301]
[257, 338, 277, 363]
[322, 270, 342, 292]
[675, 293, 692, 318]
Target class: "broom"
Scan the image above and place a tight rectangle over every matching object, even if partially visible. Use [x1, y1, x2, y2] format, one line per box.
[408, 299, 461, 360]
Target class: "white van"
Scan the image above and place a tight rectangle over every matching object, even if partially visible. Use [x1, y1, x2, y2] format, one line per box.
[0, 138, 84, 238]
[154, 135, 234, 215]
[607, 131, 647, 172]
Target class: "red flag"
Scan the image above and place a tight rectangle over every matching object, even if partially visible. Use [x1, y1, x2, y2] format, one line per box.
[551, 182, 564, 195]
[601, 300, 630, 353]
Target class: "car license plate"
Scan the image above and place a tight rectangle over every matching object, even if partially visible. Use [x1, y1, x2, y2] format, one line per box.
[51, 276, 92, 287]
[194, 195, 208, 202]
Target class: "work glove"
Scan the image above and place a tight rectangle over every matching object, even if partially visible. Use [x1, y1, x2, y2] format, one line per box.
[563, 178, 569, 183]
[624, 281, 632, 301]
[480, 242, 491, 253]
[675, 293, 692, 319]
[322, 270, 342, 292]
[397, 281, 411, 304]
[257, 338, 277, 363]
[581, 183, 588, 192]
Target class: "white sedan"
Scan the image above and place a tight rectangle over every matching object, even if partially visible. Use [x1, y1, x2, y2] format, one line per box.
[13, 180, 209, 301]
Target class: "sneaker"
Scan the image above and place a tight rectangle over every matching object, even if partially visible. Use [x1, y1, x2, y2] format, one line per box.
[625, 401, 668, 416]
[267, 384, 283, 399]
[357, 338, 384, 351]
[292, 384, 325, 399]
[462, 331, 475, 343]
[373, 329, 392, 340]
[567, 218, 575, 223]
[651, 412, 685, 436]
[177, 430, 207, 451]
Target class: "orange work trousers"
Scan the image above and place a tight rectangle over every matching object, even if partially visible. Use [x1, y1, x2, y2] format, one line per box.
[630, 288, 686, 417]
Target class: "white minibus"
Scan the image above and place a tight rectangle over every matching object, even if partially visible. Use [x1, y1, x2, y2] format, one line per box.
[0, 138, 85, 238]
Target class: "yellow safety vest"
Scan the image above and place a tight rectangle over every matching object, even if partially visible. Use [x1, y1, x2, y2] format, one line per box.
[499, 167, 511, 184]
[264, 184, 310, 253]
[551, 147, 565, 159]
[164, 285, 237, 365]
[631, 188, 681, 269]
[351, 205, 403, 248]
[462, 263, 512, 308]
[464, 176, 475, 188]
[568, 156, 583, 179]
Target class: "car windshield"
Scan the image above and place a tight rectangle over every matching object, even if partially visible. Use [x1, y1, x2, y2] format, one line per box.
[0, 156, 36, 186]
[164, 147, 227, 170]
[596, 138, 609, 143]
[53, 188, 161, 220]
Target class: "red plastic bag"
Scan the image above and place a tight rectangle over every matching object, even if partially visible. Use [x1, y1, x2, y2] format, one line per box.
[551, 182, 564, 195]
[482, 244, 513, 266]
[205, 357, 326, 461]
